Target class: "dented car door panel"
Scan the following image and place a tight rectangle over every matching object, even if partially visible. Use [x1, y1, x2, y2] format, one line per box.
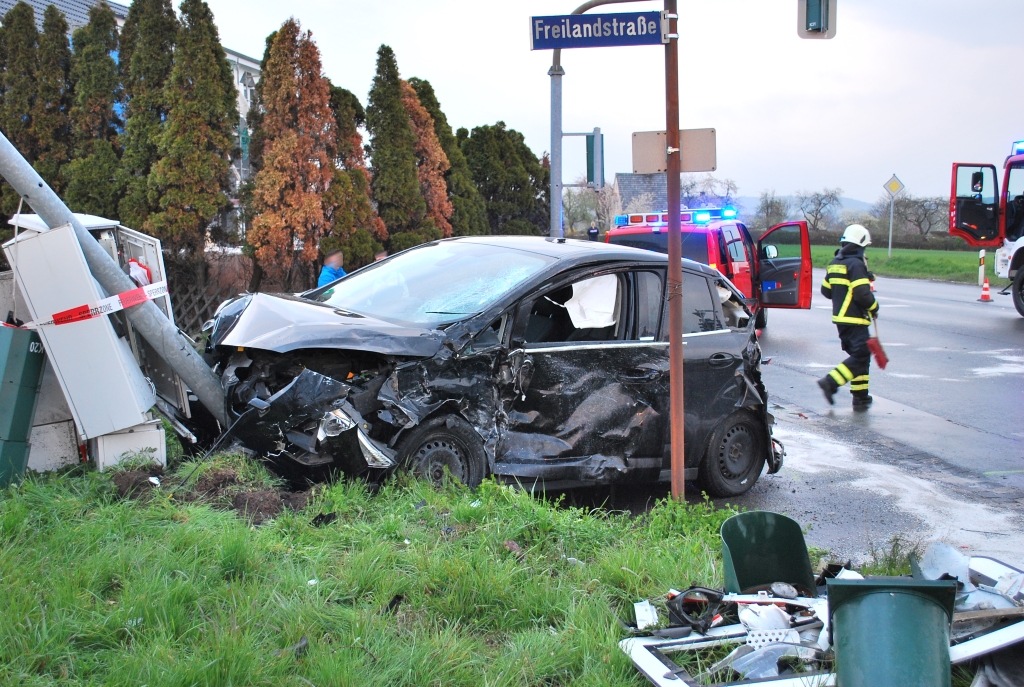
[498, 343, 669, 483]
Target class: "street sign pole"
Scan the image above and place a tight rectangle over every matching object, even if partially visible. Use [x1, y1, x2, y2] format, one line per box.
[546, 0, 648, 238]
[664, 0, 685, 501]
[884, 174, 905, 258]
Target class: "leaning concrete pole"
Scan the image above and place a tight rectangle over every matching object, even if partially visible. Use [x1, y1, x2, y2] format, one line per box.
[0, 130, 228, 427]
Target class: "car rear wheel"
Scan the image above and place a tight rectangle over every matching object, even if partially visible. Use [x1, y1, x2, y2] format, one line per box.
[396, 416, 487, 487]
[700, 410, 767, 497]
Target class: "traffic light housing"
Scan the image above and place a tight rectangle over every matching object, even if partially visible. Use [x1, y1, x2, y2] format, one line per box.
[586, 128, 604, 188]
[797, 0, 836, 39]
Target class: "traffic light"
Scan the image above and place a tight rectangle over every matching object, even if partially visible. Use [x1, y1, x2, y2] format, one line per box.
[797, 0, 836, 39]
[586, 128, 604, 188]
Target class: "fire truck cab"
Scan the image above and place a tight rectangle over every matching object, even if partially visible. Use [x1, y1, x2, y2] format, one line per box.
[949, 140, 1024, 317]
[605, 207, 812, 327]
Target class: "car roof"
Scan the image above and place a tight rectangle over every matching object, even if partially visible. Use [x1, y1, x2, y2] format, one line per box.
[430, 235, 719, 277]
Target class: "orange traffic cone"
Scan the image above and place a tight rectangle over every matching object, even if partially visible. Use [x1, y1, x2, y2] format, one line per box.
[978, 278, 992, 303]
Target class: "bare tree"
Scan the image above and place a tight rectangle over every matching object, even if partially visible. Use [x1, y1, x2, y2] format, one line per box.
[796, 187, 843, 231]
[683, 174, 737, 208]
[898, 195, 946, 237]
[562, 175, 597, 235]
[595, 181, 622, 231]
[753, 190, 791, 233]
[625, 191, 656, 214]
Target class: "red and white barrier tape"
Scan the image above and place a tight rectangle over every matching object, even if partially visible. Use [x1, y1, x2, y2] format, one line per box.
[24, 281, 168, 329]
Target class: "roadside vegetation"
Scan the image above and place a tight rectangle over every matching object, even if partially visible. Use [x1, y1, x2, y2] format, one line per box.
[810, 245, 995, 284]
[0, 454, 736, 686]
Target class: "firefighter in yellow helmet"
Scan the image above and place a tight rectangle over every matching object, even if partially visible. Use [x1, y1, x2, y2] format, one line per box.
[818, 224, 879, 410]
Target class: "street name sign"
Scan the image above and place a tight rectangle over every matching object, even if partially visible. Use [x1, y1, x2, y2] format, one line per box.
[530, 12, 666, 50]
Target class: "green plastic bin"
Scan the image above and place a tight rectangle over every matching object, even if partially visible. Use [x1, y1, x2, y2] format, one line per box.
[828, 578, 957, 687]
[0, 325, 45, 487]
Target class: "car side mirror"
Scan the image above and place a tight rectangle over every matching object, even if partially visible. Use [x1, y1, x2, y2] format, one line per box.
[762, 245, 779, 259]
[971, 171, 984, 193]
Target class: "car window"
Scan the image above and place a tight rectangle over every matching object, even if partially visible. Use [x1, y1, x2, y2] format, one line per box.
[634, 271, 663, 341]
[724, 226, 748, 262]
[608, 231, 710, 264]
[715, 277, 751, 329]
[313, 241, 556, 327]
[660, 271, 723, 338]
[522, 273, 625, 344]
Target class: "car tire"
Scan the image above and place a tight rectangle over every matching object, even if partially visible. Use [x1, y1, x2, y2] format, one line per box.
[1013, 269, 1024, 318]
[396, 415, 487, 487]
[700, 410, 767, 497]
[754, 308, 768, 329]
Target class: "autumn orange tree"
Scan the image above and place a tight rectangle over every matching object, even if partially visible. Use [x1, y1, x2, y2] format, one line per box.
[409, 78, 488, 236]
[399, 80, 452, 238]
[247, 20, 338, 289]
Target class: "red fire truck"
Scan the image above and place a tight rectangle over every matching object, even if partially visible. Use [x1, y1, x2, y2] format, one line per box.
[949, 140, 1024, 317]
[605, 207, 812, 327]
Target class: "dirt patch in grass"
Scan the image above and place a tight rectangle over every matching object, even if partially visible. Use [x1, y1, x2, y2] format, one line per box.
[194, 467, 240, 497]
[111, 460, 311, 525]
[111, 464, 163, 499]
[232, 489, 283, 525]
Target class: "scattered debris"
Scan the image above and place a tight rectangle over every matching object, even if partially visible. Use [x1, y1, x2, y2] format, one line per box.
[310, 512, 337, 527]
[111, 464, 163, 499]
[621, 513, 1024, 687]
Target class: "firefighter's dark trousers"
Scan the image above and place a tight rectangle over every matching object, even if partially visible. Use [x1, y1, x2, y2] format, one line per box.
[826, 324, 871, 399]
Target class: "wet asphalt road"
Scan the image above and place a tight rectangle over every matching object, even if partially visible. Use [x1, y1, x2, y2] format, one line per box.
[574, 272, 1024, 568]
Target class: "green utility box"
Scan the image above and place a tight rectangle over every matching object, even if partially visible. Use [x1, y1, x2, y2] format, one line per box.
[828, 578, 957, 687]
[0, 324, 46, 487]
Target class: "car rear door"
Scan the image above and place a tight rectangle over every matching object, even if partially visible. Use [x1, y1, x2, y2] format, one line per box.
[949, 163, 1003, 246]
[659, 269, 751, 477]
[756, 220, 812, 309]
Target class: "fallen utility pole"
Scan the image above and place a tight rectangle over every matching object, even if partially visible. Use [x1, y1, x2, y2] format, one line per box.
[0, 130, 228, 427]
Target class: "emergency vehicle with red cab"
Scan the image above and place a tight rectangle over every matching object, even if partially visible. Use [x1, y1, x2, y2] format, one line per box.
[949, 140, 1024, 317]
[605, 207, 812, 327]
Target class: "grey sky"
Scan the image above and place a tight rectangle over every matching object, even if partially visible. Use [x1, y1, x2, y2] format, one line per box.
[204, 0, 1023, 204]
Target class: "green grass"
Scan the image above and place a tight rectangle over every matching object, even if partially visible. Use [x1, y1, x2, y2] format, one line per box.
[810, 245, 995, 284]
[0, 462, 737, 687]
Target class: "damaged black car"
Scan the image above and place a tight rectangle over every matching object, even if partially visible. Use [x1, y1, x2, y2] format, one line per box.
[203, 236, 786, 496]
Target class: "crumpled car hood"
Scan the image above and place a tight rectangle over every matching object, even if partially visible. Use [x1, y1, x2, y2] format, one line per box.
[209, 292, 446, 357]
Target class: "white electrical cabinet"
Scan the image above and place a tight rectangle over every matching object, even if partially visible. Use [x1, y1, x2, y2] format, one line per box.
[3, 223, 155, 440]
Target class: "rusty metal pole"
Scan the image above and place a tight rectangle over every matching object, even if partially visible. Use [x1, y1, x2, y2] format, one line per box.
[664, 0, 685, 500]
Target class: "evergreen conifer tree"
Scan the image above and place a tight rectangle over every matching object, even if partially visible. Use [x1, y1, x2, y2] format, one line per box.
[64, 3, 121, 216]
[0, 2, 38, 213]
[365, 45, 426, 247]
[32, 5, 73, 195]
[460, 122, 550, 235]
[146, 0, 237, 256]
[118, 0, 177, 227]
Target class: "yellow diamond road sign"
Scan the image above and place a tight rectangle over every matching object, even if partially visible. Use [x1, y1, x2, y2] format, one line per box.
[884, 174, 905, 197]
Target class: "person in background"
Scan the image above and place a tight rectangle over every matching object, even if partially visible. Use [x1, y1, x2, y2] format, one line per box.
[317, 249, 346, 287]
[587, 222, 599, 241]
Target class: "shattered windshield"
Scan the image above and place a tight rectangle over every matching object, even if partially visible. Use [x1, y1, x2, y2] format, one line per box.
[313, 241, 557, 327]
